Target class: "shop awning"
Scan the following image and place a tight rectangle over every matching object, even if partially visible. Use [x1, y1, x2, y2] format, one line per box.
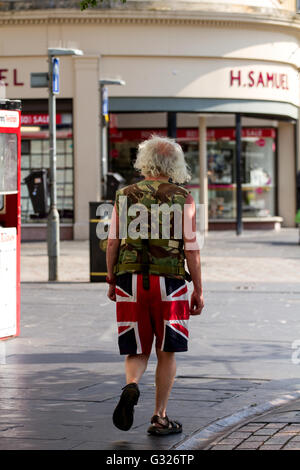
[109, 97, 298, 120]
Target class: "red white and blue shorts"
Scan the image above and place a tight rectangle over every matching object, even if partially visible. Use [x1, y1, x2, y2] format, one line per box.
[115, 273, 190, 355]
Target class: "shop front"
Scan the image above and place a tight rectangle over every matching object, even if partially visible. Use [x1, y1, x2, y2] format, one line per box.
[108, 118, 282, 230]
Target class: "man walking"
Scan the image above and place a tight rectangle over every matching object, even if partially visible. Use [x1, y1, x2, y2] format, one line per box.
[106, 135, 204, 435]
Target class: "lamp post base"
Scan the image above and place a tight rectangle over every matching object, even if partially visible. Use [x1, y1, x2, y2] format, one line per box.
[47, 207, 60, 281]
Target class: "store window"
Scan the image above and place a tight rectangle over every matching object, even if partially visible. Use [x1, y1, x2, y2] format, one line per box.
[109, 126, 276, 220]
[21, 113, 73, 223]
[206, 128, 276, 219]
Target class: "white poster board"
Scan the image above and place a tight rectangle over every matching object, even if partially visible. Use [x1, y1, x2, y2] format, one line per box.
[0, 227, 17, 338]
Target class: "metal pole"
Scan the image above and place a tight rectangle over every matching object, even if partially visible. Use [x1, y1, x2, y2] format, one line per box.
[294, 120, 300, 211]
[167, 112, 177, 139]
[102, 125, 108, 198]
[100, 84, 108, 199]
[235, 113, 243, 235]
[47, 55, 60, 280]
[199, 116, 208, 233]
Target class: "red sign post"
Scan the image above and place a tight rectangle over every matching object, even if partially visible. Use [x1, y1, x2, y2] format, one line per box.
[0, 100, 21, 340]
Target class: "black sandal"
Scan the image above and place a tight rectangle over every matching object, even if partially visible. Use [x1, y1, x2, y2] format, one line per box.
[147, 415, 182, 436]
[113, 383, 140, 431]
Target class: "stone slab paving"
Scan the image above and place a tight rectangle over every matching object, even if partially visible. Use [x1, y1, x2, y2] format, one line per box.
[208, 401, 300, 450]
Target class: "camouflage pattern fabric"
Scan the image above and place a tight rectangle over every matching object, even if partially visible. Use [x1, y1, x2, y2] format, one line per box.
[114, 179, 190, 279]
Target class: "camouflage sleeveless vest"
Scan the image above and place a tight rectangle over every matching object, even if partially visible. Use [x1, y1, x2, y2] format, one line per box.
[113, 179, 190, 283]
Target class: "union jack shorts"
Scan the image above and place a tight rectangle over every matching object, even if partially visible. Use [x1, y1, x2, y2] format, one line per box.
[115, 273, 190, 355]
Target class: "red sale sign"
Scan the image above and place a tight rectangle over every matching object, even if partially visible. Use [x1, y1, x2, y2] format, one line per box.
[21, 114, 62, 126]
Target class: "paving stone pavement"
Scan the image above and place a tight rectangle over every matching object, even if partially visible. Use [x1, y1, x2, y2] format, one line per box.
[1, 228, 299, 450]
[207, 400, 300, 450]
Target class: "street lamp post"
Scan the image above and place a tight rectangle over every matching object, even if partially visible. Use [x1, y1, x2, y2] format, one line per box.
[47, 47, 83, 281]
[99, 78, 125, 199]
[235, 113, 243, 236]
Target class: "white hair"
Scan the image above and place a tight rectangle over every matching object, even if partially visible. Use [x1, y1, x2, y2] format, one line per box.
[133, 135, 191, 184]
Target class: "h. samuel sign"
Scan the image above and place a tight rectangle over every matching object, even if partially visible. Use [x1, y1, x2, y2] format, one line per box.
[230, 69, 290, 90]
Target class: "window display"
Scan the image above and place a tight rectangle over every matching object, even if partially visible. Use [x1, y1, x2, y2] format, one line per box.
[206, 129, 276, 219]
[242, 135, 275, 218]
[206, 140, 235, 219]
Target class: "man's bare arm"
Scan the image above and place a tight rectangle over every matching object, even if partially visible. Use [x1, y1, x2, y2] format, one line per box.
[183, 194, 204, 315]
[106, 204, 121, 278]
[185, 250, 202, 295]
[106, 205, 121, 302]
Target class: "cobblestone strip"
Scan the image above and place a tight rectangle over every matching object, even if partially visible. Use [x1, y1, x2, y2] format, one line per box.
[209, 423, 300, 450]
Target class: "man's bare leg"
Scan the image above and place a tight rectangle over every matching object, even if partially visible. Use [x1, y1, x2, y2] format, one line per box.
[125, 353, 150, 384]
[154, 348, 176, 418]
[113, 353, 149, 431]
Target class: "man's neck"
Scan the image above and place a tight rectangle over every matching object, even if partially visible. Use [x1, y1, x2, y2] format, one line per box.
[144, 176, 169, 181]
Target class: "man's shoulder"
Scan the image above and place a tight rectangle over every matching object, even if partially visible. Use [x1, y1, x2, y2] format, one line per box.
[116, 180, 190, 201]
[116, 180, 145, 196]
[115, 181, 150, 206]
[155, 181, 190, 198]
